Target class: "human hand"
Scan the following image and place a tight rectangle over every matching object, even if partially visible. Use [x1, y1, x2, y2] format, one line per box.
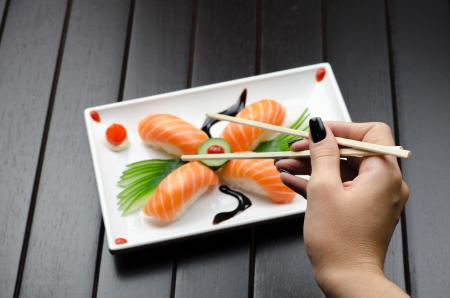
[275, 118, 409, 297]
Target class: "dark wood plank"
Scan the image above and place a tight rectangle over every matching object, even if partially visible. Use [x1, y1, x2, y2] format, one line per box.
[95, 0, 194, 296]
[175, 231, 252, 298]
[0, 0, 7, 31]
[387, 0, 450, 296]
[17, 0, 130, 296]
[255, 217, 323, 298]
[254, 1, 323, 297]
[260, 0, 322, 72]
[324, 0, 405, 289]
[174, 1, 257, 297]
[122, 0, 194, 100]
[189, 0, 257, 85]
[0, 0, 68, 295]
[97, 242, 175, 298]
[325, 0, 395, 123]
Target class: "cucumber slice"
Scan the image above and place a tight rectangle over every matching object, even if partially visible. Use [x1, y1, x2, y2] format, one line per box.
[197, 138, 231, 169]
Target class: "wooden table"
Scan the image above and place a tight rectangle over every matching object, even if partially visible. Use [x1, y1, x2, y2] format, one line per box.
[0, 0, 448, 297]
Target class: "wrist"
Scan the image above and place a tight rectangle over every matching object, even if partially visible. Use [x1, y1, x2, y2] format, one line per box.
[314, 258, 384, 288]
[314, 264, 407, 297]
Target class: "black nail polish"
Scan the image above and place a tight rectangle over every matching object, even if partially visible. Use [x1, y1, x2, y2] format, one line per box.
[279, 168, 291, 174]
[287, 138, 302, 147]
[309, 117, 326, 143]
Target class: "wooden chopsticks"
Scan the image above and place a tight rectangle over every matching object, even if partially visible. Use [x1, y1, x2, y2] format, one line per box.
[182, 148, 381, 161]
[205, 113, 411, 159]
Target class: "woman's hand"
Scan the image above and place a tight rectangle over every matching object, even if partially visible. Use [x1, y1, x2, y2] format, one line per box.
[275, 118, 409, 297]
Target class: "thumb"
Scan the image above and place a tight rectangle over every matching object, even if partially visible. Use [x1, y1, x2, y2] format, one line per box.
[308, 117, 342, 188]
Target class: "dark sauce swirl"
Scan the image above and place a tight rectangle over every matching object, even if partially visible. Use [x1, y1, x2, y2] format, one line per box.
[203, 89, 250, 223]
[201, 89, 247, 137]
[213, 185, 252, 224]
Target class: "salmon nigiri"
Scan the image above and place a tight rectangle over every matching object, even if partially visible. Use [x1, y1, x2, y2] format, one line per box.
[220, 158, 295, 204]
[139, 114, 208, 156]
[221, 99, 285, 152]
[143, 162, 218, 222]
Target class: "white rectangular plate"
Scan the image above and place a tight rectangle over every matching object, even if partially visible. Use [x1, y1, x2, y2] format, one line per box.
[85, 63, 351, 252]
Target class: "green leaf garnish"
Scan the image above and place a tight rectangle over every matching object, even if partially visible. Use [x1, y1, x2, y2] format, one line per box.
[254, 108, 310, 152]
[117, 159, 184, 216]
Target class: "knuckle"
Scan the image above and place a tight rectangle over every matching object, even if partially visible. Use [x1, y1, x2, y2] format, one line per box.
[373, 122, 392, 134]
[391, 180, 409, 209]
[367, 122, 394, 145]
[401, 182, 410, 202]
[391, 170, 403, 187]
[312, 146, 338, 161]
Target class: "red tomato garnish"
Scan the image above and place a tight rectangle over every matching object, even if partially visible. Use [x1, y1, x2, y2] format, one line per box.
[207, 145, 225, 154]
[115, 238, 128, 245]
[90, 110, 101, 122]
[106, 123, 127, 146]
[316, 68, 326, 82]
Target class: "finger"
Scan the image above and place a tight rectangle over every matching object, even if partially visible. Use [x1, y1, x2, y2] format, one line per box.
[343, 180, 354, 188]
[326, 121, 395, 146]
[275, 158, 357, 182]
[275, 158, 311, 175]
[326, 121, 398, 172]
[289, 139, 309, 152]
[280, 171, 308, 198]
[289, 132, 362, 175]
[308, 117, 342, 189]
[290, 134, 364, 170]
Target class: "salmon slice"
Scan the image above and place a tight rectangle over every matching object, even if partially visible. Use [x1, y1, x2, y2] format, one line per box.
[220, 158, 295, 203]
[138, 113, 208, 156]
[143, 162, 219, 222]
[220, 99, 285, 152]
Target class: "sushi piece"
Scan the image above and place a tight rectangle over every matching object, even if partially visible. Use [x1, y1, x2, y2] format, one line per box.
[220, 158, 295, 204]
[105, 123, 130, 152]
[220, 99, 286, 152]
[143, 161, 219, 222]
[138, 113, 208, 156]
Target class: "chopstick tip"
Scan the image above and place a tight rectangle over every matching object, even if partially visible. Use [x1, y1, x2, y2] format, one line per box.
[405, 150, 412, 159]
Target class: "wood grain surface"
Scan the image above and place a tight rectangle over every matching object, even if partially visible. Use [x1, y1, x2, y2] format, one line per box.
[17, 0, 130, 296]
[0, 0, 8, 34]
[0, 0, 68, 296]
[388, 0, 450, 296]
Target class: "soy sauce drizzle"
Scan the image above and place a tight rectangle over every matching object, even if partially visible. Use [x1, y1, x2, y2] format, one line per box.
[201, 89, 247, 137]
[214, 185, 252, 225]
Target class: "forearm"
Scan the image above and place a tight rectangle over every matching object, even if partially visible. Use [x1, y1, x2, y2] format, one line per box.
[316, 267, 409, 298]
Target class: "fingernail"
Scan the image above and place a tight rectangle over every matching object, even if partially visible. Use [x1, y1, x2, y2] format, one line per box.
[287, 138, 302, 147]
[279, 168, 291, 174]
[309, 117, 326, 143]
